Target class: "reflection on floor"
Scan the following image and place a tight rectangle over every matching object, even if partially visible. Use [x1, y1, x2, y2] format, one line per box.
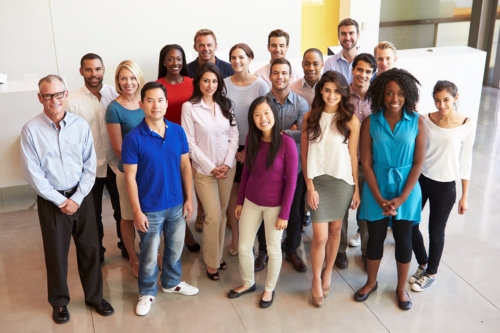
[0, 87, 499, 332]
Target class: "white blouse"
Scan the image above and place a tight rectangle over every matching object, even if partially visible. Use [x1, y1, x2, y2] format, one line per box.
[307, 112, 354, 185]
[422, 113, 476, 182]
[181, 99, 239, 175]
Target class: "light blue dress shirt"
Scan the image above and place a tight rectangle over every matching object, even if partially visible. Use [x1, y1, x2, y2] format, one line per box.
[20, 111, 96, 207]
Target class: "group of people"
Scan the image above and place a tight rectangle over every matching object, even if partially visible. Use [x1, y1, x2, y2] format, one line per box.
[19, 18, 475, 324]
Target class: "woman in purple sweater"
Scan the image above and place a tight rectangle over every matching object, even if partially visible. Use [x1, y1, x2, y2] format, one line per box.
[227, 96, 298, 308]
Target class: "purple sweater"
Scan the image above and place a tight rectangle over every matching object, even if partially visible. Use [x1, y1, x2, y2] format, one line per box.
[237, 134, 298, 220]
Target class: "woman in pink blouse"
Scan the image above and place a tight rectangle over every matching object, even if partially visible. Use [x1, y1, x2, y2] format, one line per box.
[181, 63, 239, 280]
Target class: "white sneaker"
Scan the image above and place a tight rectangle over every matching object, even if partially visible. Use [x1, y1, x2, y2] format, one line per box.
[162, 281, 199, 296]
[349, 232, 361, 247]
[409, 266, 427, 284]
[136, 295, 155, 316]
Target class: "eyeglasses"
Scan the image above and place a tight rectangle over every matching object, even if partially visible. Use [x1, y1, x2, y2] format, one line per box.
[40, 90, 66, 101]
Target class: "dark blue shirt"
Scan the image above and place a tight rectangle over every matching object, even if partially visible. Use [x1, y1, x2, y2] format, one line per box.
[186, 57, 234, 78]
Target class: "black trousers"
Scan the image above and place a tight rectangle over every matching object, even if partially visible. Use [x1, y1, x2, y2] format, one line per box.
[258, 172, 305, 255]
[367, 218, 413, 263]
[91, 165, 122, 255]
[412, 175, 456, 275]
[37, 194, 103, 307]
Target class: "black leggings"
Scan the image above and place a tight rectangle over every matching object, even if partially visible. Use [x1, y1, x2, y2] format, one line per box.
[412, 175, 456, 275]
[367, 218, 414, 263]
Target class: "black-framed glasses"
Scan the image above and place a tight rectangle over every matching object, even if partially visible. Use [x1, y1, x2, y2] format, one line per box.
[41, 90, 66, 101]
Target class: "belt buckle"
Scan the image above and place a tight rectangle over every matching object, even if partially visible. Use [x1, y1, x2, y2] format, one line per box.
[63, 188, 74, 197]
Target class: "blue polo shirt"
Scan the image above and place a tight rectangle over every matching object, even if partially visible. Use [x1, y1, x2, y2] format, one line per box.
[122, 118, 189, 213]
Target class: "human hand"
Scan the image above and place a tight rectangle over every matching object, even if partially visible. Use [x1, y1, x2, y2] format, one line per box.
[307, 189, 319, 210]
[458, 196, 468, 214]
[275, 218, 288, 231]
[235, 205, 243, 219]
[59, 199, 79, 215]
[133, 212, 149, 232]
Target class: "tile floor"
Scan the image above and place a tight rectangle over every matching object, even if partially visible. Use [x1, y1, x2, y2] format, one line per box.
[0, 87, 499, 332]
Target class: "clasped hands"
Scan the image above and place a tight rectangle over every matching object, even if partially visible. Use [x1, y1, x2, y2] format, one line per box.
[380, 197, 401, 216]
[211, 165, 230, 179]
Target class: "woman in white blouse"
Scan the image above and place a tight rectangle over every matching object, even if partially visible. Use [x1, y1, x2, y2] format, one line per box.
[181, 63, 239, 280]
[410, 80, 476, 292]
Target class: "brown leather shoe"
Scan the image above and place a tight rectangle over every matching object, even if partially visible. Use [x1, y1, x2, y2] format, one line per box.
[254, 251, 268, 272]
[334, 252, 348, 269]
[286, 252, 307, 272]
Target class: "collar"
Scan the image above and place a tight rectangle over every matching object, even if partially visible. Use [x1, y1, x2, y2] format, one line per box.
[138, 118, 168, 136]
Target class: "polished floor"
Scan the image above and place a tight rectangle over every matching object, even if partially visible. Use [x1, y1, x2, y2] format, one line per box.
[1, 87, 499, 332]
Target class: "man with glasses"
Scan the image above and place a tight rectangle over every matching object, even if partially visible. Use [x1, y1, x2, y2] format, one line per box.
[324, 18, 360, 83]
[20, 75, 114, 324]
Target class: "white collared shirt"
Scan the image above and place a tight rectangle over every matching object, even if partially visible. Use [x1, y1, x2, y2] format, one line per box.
[67, 84, 118, 177]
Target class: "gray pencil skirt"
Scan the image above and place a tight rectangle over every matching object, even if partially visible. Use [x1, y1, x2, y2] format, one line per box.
[310, 174, 354, 223]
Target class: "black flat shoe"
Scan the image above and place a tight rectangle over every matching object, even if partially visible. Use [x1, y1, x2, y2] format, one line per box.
[397, 290, 412, 310]
[227, 284, 256, 299]
[206, 269, 219, 280]
[52, 305, 70, 324]
[85, 299, 114, 316]
[354, 282, 378, 302]
[186, 242, 201, 252]
[259, 291, 275, 308]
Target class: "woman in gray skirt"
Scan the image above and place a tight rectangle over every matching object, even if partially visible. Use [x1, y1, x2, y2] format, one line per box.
[301, 71, 360, 307]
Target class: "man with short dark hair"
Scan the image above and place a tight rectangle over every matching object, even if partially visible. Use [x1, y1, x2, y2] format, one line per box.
[324, 18, 360, 83]
[255, 29, 300, 87]
[20, 74, 114, 324]
[186, 29, 233, 78]
[67, 53, 126, 263]
[122, 82, 199, 316]
[254, 58, 309, 273]
[335, 53, 377, 270]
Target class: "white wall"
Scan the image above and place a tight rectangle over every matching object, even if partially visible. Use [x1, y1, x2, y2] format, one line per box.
[340, 0, 381, 53]
[0, 0, 302, 90]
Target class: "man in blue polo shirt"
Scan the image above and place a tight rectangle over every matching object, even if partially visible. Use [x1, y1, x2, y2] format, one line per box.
[122, 82, 198, 316]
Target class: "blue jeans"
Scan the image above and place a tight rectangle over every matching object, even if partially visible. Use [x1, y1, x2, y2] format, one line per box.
[137, 204, 186, 296]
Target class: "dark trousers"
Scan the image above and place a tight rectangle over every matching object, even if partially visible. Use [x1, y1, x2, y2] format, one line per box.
[412, 175, 456, 274]
[91, 165, 122, 255]
[367, 218, 413, 263]
[258, 172, 305, 255]
[37, 194, 103, 308]
[339, 165, 368, 255]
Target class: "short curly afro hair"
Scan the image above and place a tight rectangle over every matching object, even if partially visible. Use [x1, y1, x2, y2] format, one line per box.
[367, 68, 421, 113]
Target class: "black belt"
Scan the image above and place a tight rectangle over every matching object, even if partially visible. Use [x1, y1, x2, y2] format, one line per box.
[57, 185, 78, 198]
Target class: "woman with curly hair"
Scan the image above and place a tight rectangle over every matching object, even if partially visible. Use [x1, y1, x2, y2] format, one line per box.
[301, 71, 360, 307]
[181, 63, 239, 280]
[353, 68, 426, 310]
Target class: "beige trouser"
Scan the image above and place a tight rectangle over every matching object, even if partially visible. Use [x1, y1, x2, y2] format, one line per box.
[238, 198, 283, 292]
[194, 167, 236, 269]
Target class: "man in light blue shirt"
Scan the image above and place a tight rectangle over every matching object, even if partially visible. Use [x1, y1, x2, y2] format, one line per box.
[20, 74, 114, 324]
[323, 18, 360, 83]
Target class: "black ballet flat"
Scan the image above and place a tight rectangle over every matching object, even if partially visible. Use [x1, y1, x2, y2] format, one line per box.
[354, 282, 378, 302]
